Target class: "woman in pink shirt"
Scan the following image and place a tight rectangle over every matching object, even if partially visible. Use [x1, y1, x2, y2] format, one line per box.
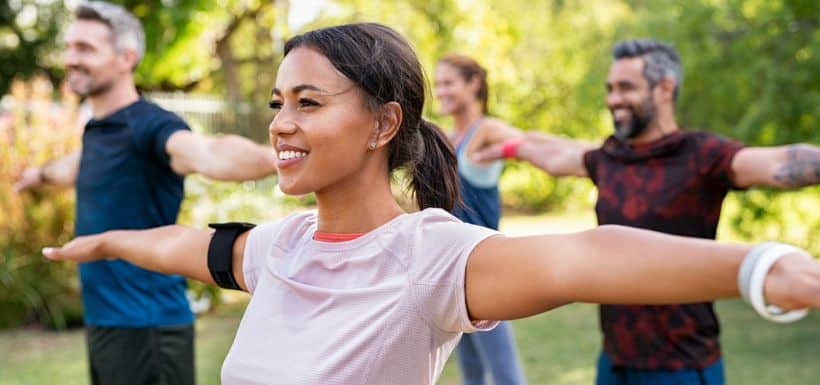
[44, 23, 820, 385]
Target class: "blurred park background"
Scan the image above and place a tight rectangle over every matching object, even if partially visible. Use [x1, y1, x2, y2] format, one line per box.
[1, 0, 818, 383]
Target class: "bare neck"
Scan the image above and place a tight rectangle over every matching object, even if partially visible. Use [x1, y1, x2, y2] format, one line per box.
[314, 155, 404, 234]
[88, 77, 140, 119]
[628, 109, 680, 145]
[452, 102, 484, 133]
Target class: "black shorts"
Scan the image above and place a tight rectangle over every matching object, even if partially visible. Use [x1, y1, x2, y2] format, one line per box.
[86, 324, 195, 385]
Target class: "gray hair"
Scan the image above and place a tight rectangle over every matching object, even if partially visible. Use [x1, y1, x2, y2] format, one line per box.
[613, 39, 682, 101]
[74, 1, 145, 67]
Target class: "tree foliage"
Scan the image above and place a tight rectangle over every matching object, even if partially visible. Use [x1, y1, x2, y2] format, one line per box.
[0, 0, 817, 327]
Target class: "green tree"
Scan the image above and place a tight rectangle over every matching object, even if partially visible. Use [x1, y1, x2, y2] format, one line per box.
[615, 0, 819, 252]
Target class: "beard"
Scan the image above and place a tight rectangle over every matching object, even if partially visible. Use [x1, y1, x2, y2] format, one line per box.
[67, 66, 115, 97]
[612, 97, 656, 142]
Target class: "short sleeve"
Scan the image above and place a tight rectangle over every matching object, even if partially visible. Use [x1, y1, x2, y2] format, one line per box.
[241, 221, 283, 293]
[697, 133, 745, 190]
[131, 107, 190, 165]
[409, 210, 500, 333]
[150, 114, 190, 164]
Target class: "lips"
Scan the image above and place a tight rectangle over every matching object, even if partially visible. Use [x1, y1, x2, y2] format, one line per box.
[275, 143, 309, 168]
[612, 108, 631, 122]
[66, 66, 90, 77]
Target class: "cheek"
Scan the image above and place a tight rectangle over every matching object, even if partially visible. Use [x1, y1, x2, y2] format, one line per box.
[624, 91, 645, 107]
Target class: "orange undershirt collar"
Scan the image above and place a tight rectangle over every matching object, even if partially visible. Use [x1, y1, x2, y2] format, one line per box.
[313, 231, 365, 242]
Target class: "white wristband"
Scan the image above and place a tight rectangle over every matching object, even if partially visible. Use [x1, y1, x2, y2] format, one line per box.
[738, 242, 809, 323]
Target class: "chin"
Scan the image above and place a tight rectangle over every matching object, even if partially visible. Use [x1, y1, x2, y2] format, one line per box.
[277, 182, 313, 197]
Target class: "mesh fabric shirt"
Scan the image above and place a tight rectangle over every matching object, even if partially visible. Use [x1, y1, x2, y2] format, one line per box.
[221, 209, 499, 384]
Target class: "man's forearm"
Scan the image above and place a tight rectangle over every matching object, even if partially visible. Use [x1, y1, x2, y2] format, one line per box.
[203, 135, 278, 181]
[41, 151, 81, 186]
[773, 144, 820, 188]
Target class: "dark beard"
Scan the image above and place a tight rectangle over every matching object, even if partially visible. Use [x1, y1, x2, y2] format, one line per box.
[83, 79, 115, 97]
[612, 100, 656, 142]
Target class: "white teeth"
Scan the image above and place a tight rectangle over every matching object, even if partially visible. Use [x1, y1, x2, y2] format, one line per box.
[613, 109, 630, 120]
[278, 150, 308, 160]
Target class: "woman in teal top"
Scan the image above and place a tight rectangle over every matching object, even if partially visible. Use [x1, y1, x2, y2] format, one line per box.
[435, 54, 527, 385]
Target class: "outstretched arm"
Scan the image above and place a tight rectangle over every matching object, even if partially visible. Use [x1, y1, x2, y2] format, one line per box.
[472, 131, 594, 177]
[465, 226, 819, 321]
[166, 131, 278, 181]
[14, 150, 81, 191]
[731, 144, 820, 189]
[43, 225, 251, 291]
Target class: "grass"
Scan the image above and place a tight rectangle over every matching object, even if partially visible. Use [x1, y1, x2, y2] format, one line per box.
[1, 212, 817, 384]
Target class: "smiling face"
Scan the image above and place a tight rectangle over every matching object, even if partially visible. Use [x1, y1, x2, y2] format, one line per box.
[434, 62, 480, 116]
[606, 57, 658, 141]
[268, 47, 381, 196]
[62, 20, 132, 97]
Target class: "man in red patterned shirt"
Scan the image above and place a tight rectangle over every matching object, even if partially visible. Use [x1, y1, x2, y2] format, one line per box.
[475, 39, 819, 385]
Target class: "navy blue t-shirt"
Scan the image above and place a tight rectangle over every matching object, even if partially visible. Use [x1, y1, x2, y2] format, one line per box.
[75, 98, 193, 327]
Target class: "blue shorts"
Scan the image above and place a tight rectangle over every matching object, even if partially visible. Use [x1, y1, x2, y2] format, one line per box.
[595, 352, 725, 385]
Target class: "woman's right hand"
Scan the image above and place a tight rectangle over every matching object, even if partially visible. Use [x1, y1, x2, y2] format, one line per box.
[43, 234, 109, 263]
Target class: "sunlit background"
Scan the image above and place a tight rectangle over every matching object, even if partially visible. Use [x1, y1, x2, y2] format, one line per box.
[1, 1, 817, 384]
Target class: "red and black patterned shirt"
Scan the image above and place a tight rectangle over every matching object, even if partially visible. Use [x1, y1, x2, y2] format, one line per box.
[583, 130, 744, 370]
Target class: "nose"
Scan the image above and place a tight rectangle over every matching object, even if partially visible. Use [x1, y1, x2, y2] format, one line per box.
[606, 90, 623, 109]
[434, 85, 448, 100]
[268, 109, 298, 140]
[63, 48, 80, 67]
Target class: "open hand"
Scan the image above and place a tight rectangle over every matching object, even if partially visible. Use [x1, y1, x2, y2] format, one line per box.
[764, 251, 820, 311]
[43, 235, 108, 263]
[13, 167, 42, 192]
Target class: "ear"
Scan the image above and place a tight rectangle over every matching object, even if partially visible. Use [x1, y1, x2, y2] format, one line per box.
[369, 101, 402, 150]
[655, 76, 677, 103]
[467, 74, 482, 95]
[117, 48, 140, 72]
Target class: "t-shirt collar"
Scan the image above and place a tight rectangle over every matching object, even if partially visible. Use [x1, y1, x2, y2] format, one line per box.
[86, 97, 145, 127]
[601, 131, 685, 162]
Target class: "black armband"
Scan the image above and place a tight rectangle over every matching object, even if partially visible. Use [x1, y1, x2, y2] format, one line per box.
[207, 222, 256, 290]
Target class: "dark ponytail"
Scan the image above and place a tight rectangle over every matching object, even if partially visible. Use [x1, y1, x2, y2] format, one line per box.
[284, 23, 461, 211]
[411, 120, 460, 211]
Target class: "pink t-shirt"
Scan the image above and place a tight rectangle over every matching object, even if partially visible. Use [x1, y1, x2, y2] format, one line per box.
[221, 208, 499, 385]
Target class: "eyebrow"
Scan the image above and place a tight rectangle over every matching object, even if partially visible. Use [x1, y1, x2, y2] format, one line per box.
[271, 84, 330, 97]
[606, 80, 636, 88]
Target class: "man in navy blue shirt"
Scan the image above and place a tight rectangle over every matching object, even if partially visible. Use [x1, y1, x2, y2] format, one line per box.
[14, 2, 278, 384]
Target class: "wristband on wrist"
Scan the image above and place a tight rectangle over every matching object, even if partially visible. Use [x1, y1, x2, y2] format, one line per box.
[737, 242, 809, 323]
[501, 137, 524, 159]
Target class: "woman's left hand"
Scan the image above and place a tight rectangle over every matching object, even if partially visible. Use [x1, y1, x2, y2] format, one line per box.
[765, 252, 820, 310]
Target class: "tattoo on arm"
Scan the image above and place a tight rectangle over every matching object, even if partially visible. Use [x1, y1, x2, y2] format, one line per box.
[772, 144, 820, 188]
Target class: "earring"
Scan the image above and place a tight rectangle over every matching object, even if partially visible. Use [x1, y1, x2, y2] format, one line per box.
[369, 121, 380, 150]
